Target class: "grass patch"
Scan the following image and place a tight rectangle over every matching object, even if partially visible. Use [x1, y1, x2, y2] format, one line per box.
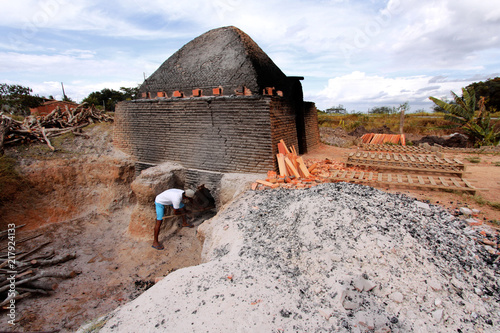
[465, 156, 481, 163]
[317, 112, 457, 136]
[472, 194, 500, 211]
[494, 161, 500, 167]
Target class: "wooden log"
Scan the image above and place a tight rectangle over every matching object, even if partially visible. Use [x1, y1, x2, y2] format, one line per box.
[17, 252, 76, 269]
[0, 292, 32, 308]
[0, 270, 80, 293]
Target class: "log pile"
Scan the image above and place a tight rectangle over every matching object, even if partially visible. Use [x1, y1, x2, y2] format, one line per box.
[0, 103, 113, 153]
[0, 225, 79, 308]
[252, 139, 369, 190]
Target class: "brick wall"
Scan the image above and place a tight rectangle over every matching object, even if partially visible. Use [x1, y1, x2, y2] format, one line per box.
[303, 102, 320, 151]
[269, 98, 299, 165]
[115, 96, 278, 173]
[114, 95, 320, 174]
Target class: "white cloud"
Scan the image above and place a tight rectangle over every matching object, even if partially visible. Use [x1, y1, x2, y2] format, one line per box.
[1, 0, 499, 112]
[313, 71, 496, 111]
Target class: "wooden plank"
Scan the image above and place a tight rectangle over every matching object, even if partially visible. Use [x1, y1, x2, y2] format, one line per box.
[296, 156, 311, 178]
[439, 177, 449, 187]
[276, 153, 288, 177]
[451, 178, 462, 188]
[340, 170, 348, 178]
[256, 179, 279, 188]
[428, 176, 437, 186]
[417, 176, 425, 185]
[279, 139, 290, 154]
[284, 156, 300, 178]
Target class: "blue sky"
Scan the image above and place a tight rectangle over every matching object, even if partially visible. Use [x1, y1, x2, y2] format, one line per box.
[1, 0, 499, 112]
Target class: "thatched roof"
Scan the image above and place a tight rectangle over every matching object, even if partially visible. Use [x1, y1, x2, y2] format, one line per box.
[140, 26, 298, 97]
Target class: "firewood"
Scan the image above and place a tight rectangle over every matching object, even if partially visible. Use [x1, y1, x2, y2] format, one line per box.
[17, 252, 76, 268]
[0, 292, 32, 308]
[23, 280, 58, 291]
[0, 269, 80, 293]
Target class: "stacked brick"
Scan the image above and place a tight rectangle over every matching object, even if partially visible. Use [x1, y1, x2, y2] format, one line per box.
[114, 96, 321, 174]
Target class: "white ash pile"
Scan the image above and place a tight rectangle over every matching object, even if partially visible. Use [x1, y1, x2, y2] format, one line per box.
[90, 183, 499, 333]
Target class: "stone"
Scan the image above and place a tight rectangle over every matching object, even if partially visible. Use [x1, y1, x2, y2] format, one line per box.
[460, 207, 473, 216]
[428, 280, 442, 291]
[415, 201, 430, 210]
[389, 292, 404, 303]
[342, 301, 359, 310]
[432, 309, 443, 322]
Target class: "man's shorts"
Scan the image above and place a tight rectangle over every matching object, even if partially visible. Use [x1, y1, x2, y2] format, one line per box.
[155, 202, 185, 221]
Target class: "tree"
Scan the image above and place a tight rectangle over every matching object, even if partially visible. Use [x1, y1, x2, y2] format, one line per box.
[324, 104, 347, 114]
[369, 106, 394, 114]
[0, 83, 43, 116]
[466, 77, 500, 112]
[429, 87, 500, 146]
[82, 86, 139, 111]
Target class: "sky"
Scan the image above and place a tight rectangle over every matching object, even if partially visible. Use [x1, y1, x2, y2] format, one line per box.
[0, 0, 499, 113]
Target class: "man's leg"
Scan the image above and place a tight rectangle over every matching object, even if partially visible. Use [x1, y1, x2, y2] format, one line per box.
[153, 202, 165, 250]
[152, 219, 164, 250]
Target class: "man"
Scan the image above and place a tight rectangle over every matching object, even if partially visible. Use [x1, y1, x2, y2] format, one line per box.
[153, 188, 195, 250]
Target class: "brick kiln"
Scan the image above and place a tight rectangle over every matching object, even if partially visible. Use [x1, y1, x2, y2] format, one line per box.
[113, 26, 320, 175]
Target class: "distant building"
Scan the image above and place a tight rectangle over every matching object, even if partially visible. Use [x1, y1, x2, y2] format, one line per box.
[30, 99, 79, 116]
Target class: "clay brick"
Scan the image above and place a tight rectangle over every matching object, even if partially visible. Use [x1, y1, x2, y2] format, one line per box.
[192, 89, 202, 97]
[213, 87, 223, 96]
[173, 91, 184, 98]
[157, 92, 166, 98]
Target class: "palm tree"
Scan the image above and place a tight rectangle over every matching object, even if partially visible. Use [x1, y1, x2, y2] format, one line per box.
[429, 87, 500, 146]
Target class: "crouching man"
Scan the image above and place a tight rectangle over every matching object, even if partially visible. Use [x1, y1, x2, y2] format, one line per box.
[153, 188, 195, 250]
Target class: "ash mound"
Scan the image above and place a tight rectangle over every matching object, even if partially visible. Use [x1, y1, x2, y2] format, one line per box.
[91, 183, 499, 333]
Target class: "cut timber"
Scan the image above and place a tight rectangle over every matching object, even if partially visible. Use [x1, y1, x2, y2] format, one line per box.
[276, 153, 288, 177]
[284, 157, 301, 178]
[256, 180, 279, 188]
[279, 139, 290, 154]
[296, 157, 311, 177]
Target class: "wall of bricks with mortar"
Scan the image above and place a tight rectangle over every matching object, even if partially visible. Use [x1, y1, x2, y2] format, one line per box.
[303, 102, 320, 152]
[114, 96, 295, 173]
[269, 98, 299, 162]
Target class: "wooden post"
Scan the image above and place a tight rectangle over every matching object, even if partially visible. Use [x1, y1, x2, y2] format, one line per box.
[399, 108, 405, 134]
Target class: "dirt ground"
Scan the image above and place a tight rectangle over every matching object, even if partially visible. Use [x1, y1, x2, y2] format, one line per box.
[1, 130, 499, 331]
[306, 143, 500, 224]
